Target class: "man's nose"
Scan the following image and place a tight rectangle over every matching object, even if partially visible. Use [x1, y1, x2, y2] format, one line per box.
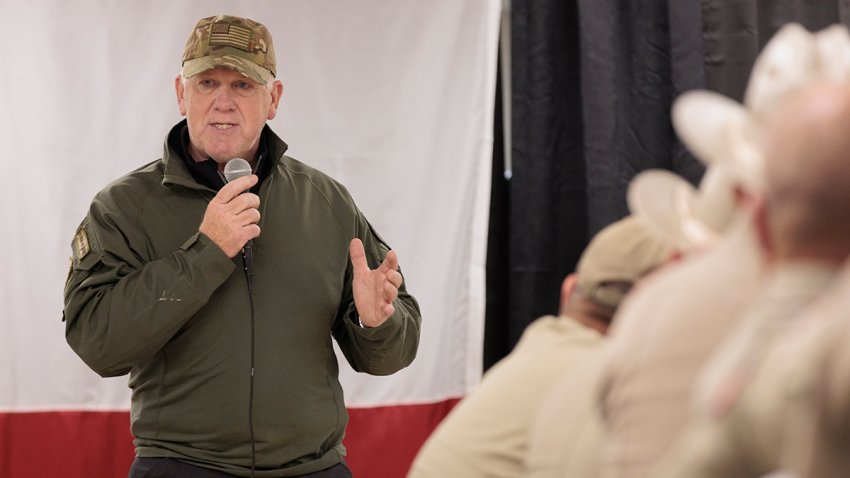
[212, 87, 236, 110]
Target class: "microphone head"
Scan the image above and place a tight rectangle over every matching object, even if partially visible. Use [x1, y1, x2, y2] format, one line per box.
[223, 158, 252, 183]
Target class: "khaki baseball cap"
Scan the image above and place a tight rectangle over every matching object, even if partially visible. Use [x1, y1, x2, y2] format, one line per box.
[743, 23, 818, 120]
[671, 23, 830, 193]
[672, 90, 765, 192]
[181, 15, 276, 85]
[575, 216, 673, 310]
[627, 167, 737, 251]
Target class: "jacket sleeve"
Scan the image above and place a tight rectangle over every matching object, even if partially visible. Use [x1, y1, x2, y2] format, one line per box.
[331, 214, 421, 376]
[63, 199, 236, 378]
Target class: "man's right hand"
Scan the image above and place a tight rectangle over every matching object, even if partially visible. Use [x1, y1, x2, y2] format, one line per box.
[199, 174, 261, 258]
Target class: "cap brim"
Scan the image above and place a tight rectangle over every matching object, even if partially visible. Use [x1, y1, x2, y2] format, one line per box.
[673, 90, 764, 191]
[744, 23, 817, 115]
[814, 25, 850, 82]
[692, 166, 738, 233]
[628, 169, 717, 251]
[673, 90, 747, 167]
[182, 55, 273, 85]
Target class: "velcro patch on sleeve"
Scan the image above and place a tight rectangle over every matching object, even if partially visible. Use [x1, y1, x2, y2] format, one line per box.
[70, 219, 103, 271]
[73, 226, 91, 261]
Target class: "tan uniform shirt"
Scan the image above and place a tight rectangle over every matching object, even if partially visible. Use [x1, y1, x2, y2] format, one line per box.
[598, 217, 764, 478]
[652, 261, 838, 478]
[771, 264, 850, 478]
[524, 348, 607, 478]
[408, 316, 604, 478]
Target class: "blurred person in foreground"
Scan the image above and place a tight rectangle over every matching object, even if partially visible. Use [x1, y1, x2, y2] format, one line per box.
[595, 99, 764, 478]
[521, 162, 739, 478]
[593, 22, 834, 478]
[599, 23, 850, 478]
[63, 14, 420, 478]
[654, 72, 850, 478]
[407, 216, 672, 478]
[774, 258, 850, 477]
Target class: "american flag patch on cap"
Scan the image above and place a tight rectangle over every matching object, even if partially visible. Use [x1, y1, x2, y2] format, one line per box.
[209, 22, 252, 51]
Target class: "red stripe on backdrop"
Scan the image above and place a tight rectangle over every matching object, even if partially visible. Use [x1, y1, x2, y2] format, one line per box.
[345, 399, 459, 478]
[0, 399, 458, 478]
[0, 410, 134, 478]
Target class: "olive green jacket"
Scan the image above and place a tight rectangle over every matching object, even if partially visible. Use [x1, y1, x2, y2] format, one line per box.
[63, 123, 421, 477]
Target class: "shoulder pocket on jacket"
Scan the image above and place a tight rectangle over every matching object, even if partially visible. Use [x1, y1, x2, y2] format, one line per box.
[70, 218, 104, 271]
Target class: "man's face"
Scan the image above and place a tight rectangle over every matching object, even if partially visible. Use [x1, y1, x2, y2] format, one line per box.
[175, 67, 282, 166]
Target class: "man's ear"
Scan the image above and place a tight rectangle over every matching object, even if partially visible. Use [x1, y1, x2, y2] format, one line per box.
[752, 196, 775, 261]
[559, 273, 578, 316]
[175, 75, 187, 116]
[733, 184, 758, 209]
[267, 79, 284, 120]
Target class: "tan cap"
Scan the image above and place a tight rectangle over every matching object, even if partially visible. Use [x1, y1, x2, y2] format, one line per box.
[671, 23, 844, 193]
[627, 167, 738, 251]
[813, 24, 850, 82]
[743, 23, 818, 119]
[672, 90, 765, 191]
[575, 216, 673, 310]
[181, 15, 276, 85]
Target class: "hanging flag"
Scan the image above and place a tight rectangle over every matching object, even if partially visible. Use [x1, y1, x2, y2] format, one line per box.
[0, 2, 500, 478]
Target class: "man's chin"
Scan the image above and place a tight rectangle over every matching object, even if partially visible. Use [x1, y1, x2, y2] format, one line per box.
[208, 152, 244, 164]
[186, 142, 243, 165]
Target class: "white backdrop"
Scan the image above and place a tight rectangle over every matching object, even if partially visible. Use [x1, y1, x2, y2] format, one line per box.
[0, 1, 499, 412]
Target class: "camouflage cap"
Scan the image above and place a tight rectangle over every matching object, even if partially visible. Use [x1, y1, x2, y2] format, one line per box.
[181, 15, 276, 85]
[575, 215, 673, 311]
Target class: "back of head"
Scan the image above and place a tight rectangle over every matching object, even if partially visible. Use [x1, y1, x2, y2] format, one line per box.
[574, 216, 673, 318]
[762, 81, 850, 260]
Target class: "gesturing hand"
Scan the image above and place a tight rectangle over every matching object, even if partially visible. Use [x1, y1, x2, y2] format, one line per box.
[199, 174, 261, 258]
[349, 238, 403, 328]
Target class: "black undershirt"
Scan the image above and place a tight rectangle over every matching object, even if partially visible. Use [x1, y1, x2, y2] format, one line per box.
[170, 121, 272, 194]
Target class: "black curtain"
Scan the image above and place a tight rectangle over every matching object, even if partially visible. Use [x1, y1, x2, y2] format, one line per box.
[486, 1, 589, 368]
[485, 0, 850, 369]
[702, 0, 850, 101]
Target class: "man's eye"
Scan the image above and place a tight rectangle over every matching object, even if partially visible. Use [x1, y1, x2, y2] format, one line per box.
[199, 79, 217, 88]
[235, 81, 252, 90]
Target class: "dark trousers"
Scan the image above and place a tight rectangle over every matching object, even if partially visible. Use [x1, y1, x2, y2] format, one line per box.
[128, 458, 353, 478]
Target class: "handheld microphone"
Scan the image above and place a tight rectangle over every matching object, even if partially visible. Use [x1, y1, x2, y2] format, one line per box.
[223, 157, 253, 181]
[223, 158, 255, 283]
[223, 157, 258, 477]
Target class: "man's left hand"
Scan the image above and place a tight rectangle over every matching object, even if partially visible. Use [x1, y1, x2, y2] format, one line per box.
[349, 238, 403, 328]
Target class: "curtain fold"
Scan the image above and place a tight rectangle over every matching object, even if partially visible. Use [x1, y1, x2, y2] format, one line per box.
[501, 0, 588, 352]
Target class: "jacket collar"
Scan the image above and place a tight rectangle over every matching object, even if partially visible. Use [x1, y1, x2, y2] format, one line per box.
[161, 119, 289, 191]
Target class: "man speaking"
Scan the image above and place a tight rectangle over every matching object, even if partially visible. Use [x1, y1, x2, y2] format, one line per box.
[63, 14, 421, 478]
